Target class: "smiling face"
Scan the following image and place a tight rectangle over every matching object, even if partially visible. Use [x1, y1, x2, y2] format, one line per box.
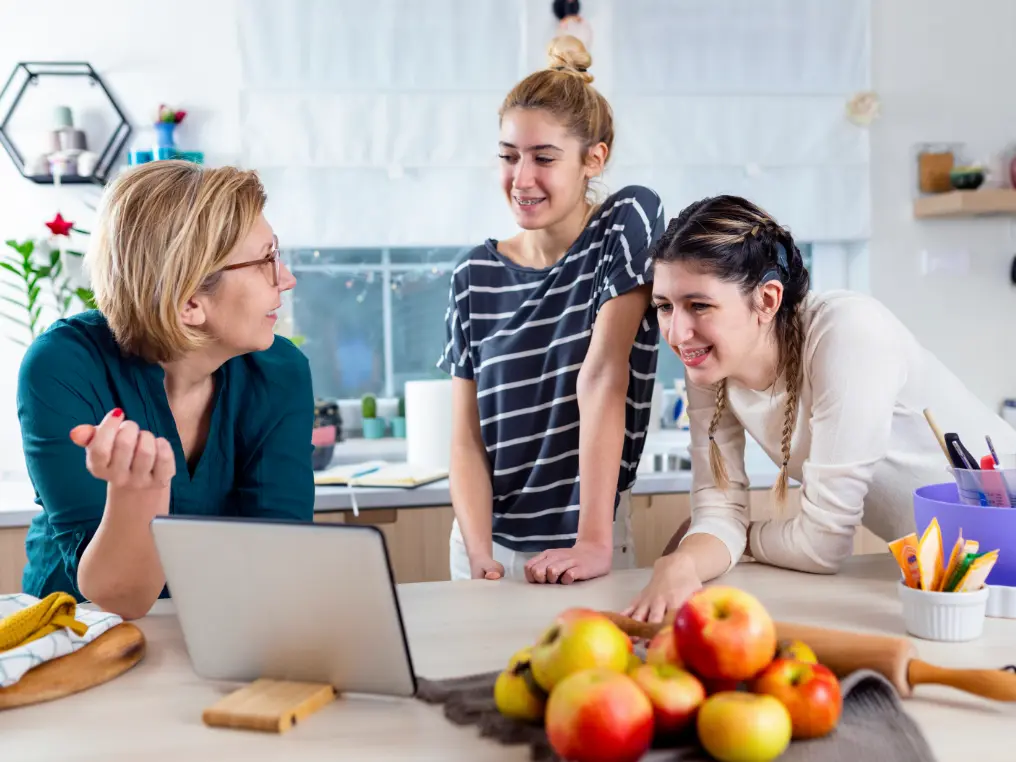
[184, 213, 297, 355]
[498, 107, 605, 230]
[652, 260, 781, 388]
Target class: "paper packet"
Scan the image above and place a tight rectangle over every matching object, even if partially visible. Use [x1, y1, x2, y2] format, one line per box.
[888, 533, 921, 588]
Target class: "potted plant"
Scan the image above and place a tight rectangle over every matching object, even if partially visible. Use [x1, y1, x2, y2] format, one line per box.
[361, 393, 386, 439]
[2, 214, 97, 345]
[390, 396, 407, 438]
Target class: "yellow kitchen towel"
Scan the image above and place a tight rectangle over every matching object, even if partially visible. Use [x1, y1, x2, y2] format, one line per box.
[0, 594, 122, 688]
[0, 592, 89, 652]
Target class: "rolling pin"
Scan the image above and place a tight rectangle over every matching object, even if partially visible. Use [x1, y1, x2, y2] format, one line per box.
[601, 612, 1016, 702]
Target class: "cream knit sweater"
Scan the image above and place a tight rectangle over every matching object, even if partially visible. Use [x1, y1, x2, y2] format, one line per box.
[681, 290, 1016, 574]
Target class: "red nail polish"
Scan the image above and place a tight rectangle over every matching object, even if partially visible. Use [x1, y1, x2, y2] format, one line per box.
[112, 408, 123, 418]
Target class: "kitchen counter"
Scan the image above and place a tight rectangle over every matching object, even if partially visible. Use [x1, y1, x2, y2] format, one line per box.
[1, 554, 1010, 760]
[0, 468, 788, 529]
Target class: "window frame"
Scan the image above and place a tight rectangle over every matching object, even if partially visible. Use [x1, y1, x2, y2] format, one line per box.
[284, 240, 865, 405]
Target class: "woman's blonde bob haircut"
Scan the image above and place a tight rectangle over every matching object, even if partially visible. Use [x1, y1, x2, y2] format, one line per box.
[85, 160, 267, 363]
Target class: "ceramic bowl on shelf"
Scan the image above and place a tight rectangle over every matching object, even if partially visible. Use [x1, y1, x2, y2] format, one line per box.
[950, 166, 985, 190]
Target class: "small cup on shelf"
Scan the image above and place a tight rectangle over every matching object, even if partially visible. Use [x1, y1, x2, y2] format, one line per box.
[897, 581, 988, 642]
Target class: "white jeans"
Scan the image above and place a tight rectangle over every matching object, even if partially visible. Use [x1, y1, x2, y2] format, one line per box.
[449, 490, 635, 581]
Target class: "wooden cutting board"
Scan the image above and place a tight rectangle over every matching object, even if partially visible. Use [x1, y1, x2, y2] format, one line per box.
[0, 622, 146, 710]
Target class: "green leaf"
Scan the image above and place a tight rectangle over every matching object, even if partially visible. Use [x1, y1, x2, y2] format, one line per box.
[13, 240, 34, 257]
[64, 250, 86, 258]
[0, 262, 24, 279]
[75, 287, 97, 309]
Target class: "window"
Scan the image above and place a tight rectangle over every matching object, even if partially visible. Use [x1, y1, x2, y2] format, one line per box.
[288, 240, 860, 401]
[287, 246, 468, 400]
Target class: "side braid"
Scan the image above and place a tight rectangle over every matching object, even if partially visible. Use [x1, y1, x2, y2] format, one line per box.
[772, 303, 804, 511]
[708, 379, 730, 491]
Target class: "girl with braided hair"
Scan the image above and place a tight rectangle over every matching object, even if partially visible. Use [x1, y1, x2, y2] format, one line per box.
[623, 194, 1016, 623]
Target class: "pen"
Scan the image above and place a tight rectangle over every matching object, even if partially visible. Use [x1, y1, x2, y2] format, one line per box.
[986, 435, 1000, 466]
[351, 466, 381, 478]
[945, 433, 979, 470]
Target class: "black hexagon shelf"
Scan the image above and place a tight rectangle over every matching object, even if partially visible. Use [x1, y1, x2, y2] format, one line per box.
[0, 61, 132, 185]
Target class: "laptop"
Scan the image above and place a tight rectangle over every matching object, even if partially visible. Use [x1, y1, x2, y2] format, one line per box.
[150, 515, 417, 698]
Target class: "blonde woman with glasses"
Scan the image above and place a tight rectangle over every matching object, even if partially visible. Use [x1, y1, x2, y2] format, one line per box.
[17, 160, 313, 619]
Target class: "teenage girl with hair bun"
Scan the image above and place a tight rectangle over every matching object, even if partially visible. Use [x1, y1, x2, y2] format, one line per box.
[438, 35, 666, 585]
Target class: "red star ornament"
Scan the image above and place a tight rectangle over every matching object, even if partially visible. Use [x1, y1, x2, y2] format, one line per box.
[45, 213, 74, 237]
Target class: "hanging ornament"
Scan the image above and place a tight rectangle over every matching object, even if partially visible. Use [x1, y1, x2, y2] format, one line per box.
[552, 0, 592, 49]
[45, 212, 74, 237]
[846, 91, 881, 127]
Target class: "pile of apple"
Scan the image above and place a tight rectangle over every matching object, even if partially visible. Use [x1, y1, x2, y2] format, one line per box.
[494, 585, 843, 762]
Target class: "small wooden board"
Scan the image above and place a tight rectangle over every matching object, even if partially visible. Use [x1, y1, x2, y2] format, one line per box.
[0, 622, 146, 710]
[203, 679, 338, 733]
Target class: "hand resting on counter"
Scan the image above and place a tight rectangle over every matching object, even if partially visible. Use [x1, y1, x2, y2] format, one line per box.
[523, 540, 613, 585]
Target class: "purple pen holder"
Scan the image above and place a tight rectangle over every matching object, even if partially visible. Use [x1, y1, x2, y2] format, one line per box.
[913, 483, 1016, 587]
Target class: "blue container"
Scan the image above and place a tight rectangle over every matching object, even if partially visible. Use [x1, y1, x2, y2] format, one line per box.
[362, 418, 386, 439]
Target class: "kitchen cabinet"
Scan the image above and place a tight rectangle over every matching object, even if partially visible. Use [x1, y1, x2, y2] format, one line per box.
[0, 526, 27, 594]
[0, 488, 889, 593]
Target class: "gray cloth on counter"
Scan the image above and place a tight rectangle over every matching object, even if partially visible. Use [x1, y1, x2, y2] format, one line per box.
[415, 668, 937, 762]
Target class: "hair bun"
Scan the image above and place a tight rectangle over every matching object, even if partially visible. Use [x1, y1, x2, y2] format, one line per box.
[546, 35, 594, 84]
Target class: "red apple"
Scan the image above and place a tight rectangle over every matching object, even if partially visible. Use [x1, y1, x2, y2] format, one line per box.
[645, 625, 683, 667]
[696, 691, 792, 762]
[545, 668, 654, 762]
[751, 658, 842, 739]
[629, 663, 705, 736]
[673, 586, 776, 682]
[530, 609, 632, 692]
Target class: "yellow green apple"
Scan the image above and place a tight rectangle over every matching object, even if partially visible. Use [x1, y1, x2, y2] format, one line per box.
[775, 638, 817, 665]
[696, 691, 792, 762]
[530, 608, 632, 692]
[493, 647, 546, 722]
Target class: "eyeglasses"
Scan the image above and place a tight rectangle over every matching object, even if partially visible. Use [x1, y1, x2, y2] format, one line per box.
[220, 234, 281, 287]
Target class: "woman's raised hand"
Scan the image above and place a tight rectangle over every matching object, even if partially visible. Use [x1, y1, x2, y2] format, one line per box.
[70, 408, 176, 490]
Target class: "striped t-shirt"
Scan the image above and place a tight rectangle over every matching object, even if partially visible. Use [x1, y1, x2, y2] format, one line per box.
[437, 185, 665, 552]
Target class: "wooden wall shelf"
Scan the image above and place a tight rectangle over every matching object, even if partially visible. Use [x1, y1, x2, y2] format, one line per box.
[913, 188, 1016, 219]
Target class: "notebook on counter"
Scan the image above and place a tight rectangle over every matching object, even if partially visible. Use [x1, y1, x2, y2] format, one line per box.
[313, 460, 448, 489]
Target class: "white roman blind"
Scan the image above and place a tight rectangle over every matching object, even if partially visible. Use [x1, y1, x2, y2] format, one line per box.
[238, 0, 871, 247]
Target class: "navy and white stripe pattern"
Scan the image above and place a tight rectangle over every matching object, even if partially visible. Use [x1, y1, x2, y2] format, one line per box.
[437, 185, 665, 552]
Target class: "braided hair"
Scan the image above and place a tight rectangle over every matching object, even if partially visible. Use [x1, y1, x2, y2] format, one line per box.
[649, 196, 810, 511]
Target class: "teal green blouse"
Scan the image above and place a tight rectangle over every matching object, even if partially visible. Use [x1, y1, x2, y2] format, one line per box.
[17, 310, 315, 602]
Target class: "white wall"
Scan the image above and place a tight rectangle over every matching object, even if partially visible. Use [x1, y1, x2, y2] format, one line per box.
[0, 0, 243, 476]
[0, 0, 872, 480]
[870, 0, 1016, 411]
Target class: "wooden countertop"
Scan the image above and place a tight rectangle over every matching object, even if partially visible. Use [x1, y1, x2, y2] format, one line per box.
[3, 555, 1011, 760]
